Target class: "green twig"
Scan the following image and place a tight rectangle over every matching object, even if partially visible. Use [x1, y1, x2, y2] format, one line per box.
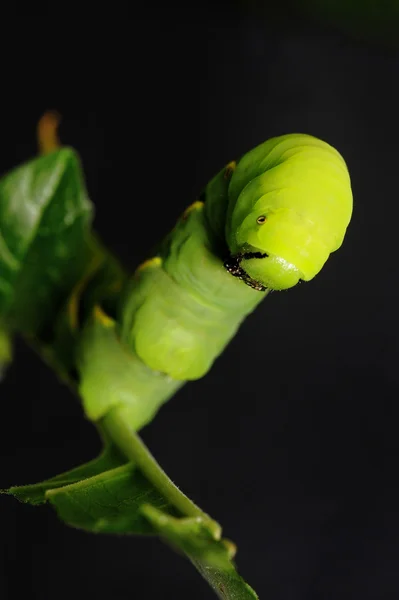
[101, 406, 221, 540]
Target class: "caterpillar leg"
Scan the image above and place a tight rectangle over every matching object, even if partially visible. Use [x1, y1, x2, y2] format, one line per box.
[37, 110, 62, 155]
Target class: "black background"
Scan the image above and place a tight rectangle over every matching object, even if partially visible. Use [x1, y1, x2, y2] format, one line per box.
[1, 5, 399, 599]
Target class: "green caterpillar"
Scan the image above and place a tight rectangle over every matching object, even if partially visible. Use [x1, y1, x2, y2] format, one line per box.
[118, 134, 352, 378]
[80, 132, 352, 430]
[0, 124, 352, 433]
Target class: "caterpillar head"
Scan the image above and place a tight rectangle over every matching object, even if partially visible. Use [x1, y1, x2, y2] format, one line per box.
[225, 134, 353, 291]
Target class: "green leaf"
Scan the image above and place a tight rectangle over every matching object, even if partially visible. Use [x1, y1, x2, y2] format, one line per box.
[6, 455, 178, 534]
[0, 148, 93, 333]
[45, 463, 178, 534]
[5, 444, 125, 505]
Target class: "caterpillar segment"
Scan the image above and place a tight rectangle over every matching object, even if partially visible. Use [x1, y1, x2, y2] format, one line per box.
[119, 200, 263, 382]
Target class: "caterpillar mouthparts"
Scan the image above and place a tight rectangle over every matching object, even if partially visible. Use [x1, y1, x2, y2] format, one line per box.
[223, 252, 268, 292]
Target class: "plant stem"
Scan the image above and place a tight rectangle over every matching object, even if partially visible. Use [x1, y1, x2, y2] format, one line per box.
[101, 406, 222, 540]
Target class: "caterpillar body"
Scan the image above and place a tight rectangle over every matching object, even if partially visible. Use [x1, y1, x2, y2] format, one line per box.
[0, 128, 353, 431]
[118, 133, 352, 382]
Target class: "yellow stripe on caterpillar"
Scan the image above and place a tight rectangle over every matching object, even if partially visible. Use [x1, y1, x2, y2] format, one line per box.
[181, 200, 204, 221]
[93, 304, 115, 328]
[135, 256, 163, 275]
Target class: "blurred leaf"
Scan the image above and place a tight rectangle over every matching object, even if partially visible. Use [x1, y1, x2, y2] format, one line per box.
[297, 0, 399, 48]
[5, 454, 178, 534]
[0, 147, 93, 333]
[5, 444, 125, 505]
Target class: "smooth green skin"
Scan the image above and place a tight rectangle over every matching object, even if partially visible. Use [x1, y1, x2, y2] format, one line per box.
[78, 309, 183, 430]
[120, 206, 263, 381]
[226, 134, 353, 290]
